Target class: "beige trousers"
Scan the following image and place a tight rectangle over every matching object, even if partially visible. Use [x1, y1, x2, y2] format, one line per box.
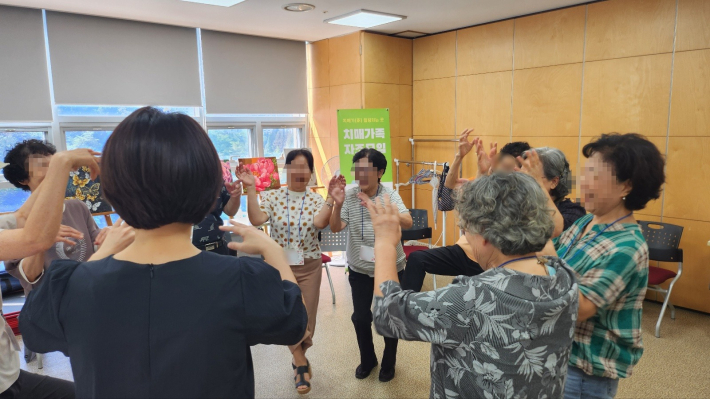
[289, 257, 323, 353]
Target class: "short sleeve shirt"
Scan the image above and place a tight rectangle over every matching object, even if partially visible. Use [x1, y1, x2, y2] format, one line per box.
[340, 185, 408, 276]
[0, 214, 21, 393]
[259, 188, 325, 260]
[192, 185, 231, 245]
[554, 213, 649, 379]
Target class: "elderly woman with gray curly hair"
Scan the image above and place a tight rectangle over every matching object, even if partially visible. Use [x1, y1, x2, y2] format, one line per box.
[360, 172, 580, 399]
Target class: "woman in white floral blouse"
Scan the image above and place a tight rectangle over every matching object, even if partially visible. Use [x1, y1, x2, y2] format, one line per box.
[366, 172, 580, 399]
[238, 149, 333, 395]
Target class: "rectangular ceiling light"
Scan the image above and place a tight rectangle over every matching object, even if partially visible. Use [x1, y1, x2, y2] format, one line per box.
[180, 0, 246, 6]
[325, 9, 406, 28]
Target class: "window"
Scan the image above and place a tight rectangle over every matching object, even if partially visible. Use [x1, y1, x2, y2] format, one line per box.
[207, 128, 251, 161]
[1, 131, 47, 166]
[64, 130, 113, 152]
[1, 130, 48, 213]
[263, 127, 301, 158]
[93, 214, 120, 229]
[57, 105, 199, 117]
[0, 187, 31, 214]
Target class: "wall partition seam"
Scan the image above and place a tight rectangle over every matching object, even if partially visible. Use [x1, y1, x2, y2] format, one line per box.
[509, 20, 516, 143]
[576, 5, 589, 203]
[42, 9, 61, 151]
[196, 28, 208, 130]
[660, 0, 680, 223]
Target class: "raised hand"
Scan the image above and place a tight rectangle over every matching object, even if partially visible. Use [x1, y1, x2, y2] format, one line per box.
[225, 180, 243, 197]
[56, 225, 84, 246]
[56, 149, 101, 180]
[457, 129, 475, 158]
[89, 218, 136, 261]
[360, 194, 401, 247]
[476, 138, 497, 176]
[328, 175, 346, 206]
[221, 221, 280, 256]
[517, 150, 548, 188]
[93, 227, 110, 246]
[236, 166, 256, 188]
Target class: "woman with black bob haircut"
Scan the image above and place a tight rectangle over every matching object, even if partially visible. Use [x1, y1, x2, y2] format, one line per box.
[20, 107, 308, 399]
[551, 133, 664, 398]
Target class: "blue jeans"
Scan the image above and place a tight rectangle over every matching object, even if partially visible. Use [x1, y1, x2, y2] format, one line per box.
[564, 365, 619, 399]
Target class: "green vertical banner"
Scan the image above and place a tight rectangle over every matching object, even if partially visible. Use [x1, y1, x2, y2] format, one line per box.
[337, 108, 392, 184]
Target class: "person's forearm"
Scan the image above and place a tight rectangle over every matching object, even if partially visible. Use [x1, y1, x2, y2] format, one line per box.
[329, 204, 345, 233]
[245, 187, 269, 226]
[223, 195, 241, 218]
[399, 213, 413, 230]
[374, 242, 400, 296]
[20, 253, 45, 283]
[314, 197, 333, 229]
[445, 154, 463, 190]
[577, 291, 598, 321]
[262, 243, 297, 284]
[14, 183, 43, 228]
[25, 155, 74, 249]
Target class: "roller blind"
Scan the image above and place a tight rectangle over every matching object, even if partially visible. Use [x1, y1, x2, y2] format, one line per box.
[201, 30, 307, 114]
[46, 12, 201, 107]
[0, 6, 52, 122]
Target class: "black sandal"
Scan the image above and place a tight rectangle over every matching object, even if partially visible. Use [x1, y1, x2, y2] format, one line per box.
[294, 362, 312, 395]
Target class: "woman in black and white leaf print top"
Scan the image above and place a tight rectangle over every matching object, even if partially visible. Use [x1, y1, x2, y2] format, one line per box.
[367, 172, 579, 399]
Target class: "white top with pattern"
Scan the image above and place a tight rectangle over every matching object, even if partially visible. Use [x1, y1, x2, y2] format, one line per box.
[259, 187, 325, 260]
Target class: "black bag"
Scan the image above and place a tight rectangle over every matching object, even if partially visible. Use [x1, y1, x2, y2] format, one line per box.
[0, 272, 23, 295]
[437, 163, 456, 212]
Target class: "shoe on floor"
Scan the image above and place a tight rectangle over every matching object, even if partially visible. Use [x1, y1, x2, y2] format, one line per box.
[355, 361, 378, 379]
[379, 367, 395, 382]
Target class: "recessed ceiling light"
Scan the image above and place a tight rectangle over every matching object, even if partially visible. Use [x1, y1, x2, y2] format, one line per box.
[284, 3, 315, 12]
[324, 9, 406, 29]
[180, 0, 246, 7]
[393, 30, 427, 38]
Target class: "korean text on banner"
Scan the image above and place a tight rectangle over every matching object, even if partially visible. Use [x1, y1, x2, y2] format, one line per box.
[337, 108, 392, 184]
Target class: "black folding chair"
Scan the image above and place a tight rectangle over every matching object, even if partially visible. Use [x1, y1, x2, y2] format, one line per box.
[638, 221, 684, 338]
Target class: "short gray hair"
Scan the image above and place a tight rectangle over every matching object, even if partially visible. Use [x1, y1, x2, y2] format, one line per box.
[455, 173, 555, 255]
[534, 147, 572, 202]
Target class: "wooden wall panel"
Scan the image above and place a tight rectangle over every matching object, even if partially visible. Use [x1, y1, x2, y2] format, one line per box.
[413, 78, 455, 136]
[514, 6, 586, 70]
[361, 84, 412, 139]
[655, 217, 710, 314]
[585, 0, 676, 61]
[664, 137, 710, 221]
[328, 32, 361, 86]
[308, 87, 330, 139]
[581, 54, 673, 137]
[456, 72, 512, 137]
[457, 20, 514, 76]
[307, 40, 329, 89]
[400, 85, 413, 138]
[329, 83, 361, 140]
[363, 83, 400, 137]
[669, 49, 710, 137]
[512, 63, 583, 137]
[308, 135, 330, 185]
[362, 33, 413, 85]
[413, 32, 456, 81]
[391, 136, 413, 183]
[676, 0, 710, 52]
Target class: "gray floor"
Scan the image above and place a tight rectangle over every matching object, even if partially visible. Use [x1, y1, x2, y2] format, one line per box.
[9, 268, 710, 398]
